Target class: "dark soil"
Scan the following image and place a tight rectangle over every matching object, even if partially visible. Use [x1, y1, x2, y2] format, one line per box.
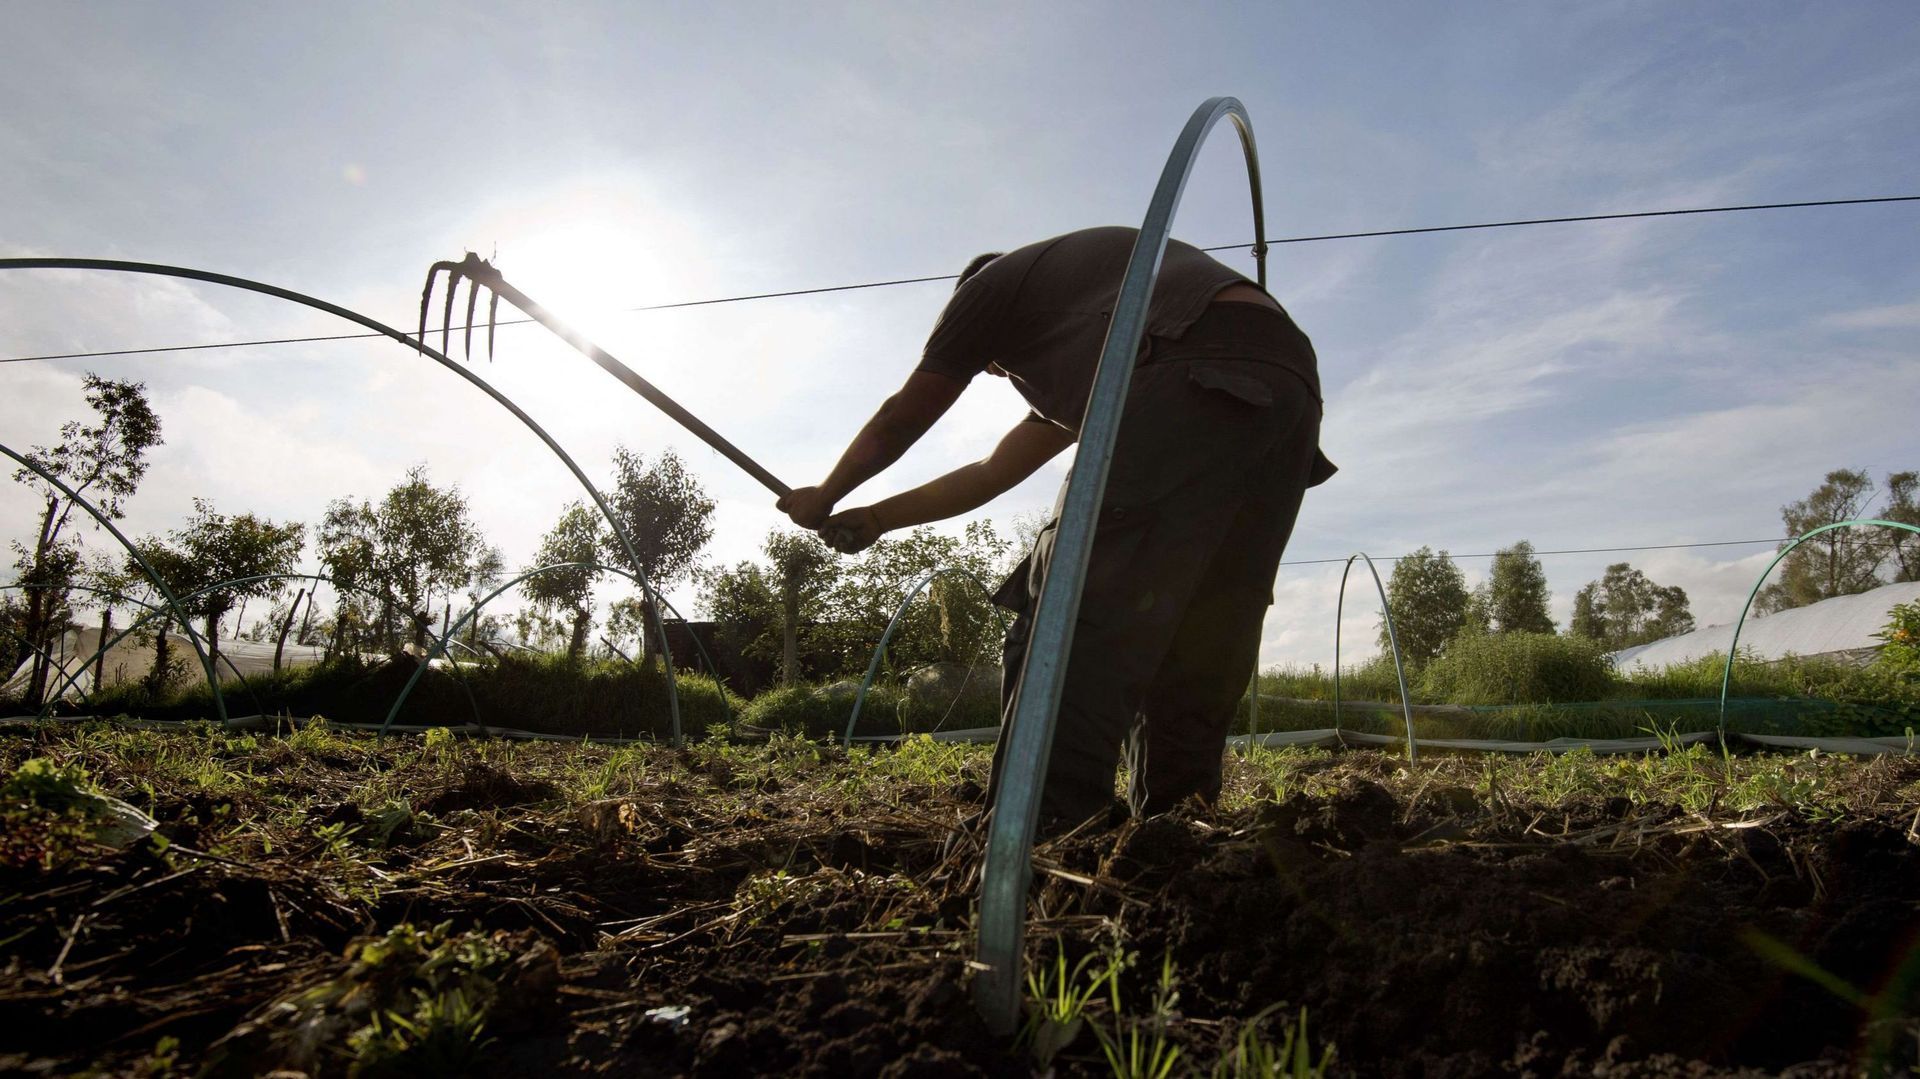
[1, 725, 1917, 1077]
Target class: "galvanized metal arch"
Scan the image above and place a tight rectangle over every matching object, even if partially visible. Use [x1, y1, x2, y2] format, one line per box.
[35, 573, 487, 731]
[1332, 553, 1418, 760]
[8, 580, 268, 717]
[1, 442, 229, 725]
[0, 258, 684, 743]
[383, 559, 731, 741]
[1717, 518, 1920, 736]
[974, 96, 1270, 1032]
[841, 565, 1009, 748]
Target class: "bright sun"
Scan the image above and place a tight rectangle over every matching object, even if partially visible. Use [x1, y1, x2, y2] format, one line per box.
[471, 181, 697, 341]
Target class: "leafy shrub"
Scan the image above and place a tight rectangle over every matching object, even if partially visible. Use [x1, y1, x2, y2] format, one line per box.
[1259, 656, 1410, 703]
[1876, 600, 1920, 679]
[1616, 649, 1816, 700]
[82, 654, 740, 740]
[740, 678, 1000, 739]
[1419, 632, 1615, 705]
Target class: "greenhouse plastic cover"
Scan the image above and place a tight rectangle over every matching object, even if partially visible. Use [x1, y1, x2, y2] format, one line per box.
[1611, 580, 1920, 671]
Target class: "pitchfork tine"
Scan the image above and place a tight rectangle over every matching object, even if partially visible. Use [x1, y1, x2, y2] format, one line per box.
[440, 268, 461, 355]
[417, 264, 443, 355]
[463, 276, 481, 360]
[487, 290, 501, 360]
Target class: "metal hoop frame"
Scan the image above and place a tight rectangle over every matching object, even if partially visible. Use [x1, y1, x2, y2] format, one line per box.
[0, 259, 684, 739]
[32, 573, 486, 730]
[1, 442, 229, 724]
[12, 580, 267, 717]
[973, 96, 1269, 1032]
[1332, 553, 1418, 760]
[1717, 518, 1920, 735]
[841, 565, 1009, 748]
[0, 621, 98, 712]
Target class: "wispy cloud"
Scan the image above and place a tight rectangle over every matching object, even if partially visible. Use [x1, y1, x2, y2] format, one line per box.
[1824, 298, 1920, 331]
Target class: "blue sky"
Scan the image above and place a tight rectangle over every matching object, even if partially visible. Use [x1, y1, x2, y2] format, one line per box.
[3, 2, 1916, 667]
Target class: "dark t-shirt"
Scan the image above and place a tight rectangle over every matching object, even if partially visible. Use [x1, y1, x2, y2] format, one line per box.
[918, 226, 1307, 432]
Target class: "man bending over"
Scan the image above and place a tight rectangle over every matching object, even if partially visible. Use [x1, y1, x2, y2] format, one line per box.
[780, 226, 1335, 828]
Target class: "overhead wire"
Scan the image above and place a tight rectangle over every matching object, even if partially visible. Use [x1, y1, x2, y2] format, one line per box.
[1279, 534, 1912, 567]
[2, 193, 1914, 366]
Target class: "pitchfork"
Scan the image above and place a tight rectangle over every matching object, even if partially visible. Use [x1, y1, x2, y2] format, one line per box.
[418, 252, 793, 499]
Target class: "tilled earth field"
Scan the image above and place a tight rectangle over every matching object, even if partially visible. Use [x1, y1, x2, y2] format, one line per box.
[2, 720, 1918, 1076]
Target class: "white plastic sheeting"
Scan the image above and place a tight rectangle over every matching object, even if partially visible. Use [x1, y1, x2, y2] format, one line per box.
[4, 628, 328, 700]
[1611, 580, 1920, 671]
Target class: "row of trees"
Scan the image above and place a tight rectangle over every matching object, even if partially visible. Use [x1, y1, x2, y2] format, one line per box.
[1755, 468, 1919, 613]
[1379, 541, 1697, 665]
[8, 374, 1909, 707]
[1, 372, 736, 706]
[1378, 467, 1917, 668]
[695, 520, 1017, 685]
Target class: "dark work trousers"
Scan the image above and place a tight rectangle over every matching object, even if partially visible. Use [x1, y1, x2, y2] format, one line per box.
[990, 304, 1329, 826]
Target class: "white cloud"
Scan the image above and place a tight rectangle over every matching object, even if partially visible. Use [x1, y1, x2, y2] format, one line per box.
[1824, 299, 1920, 331]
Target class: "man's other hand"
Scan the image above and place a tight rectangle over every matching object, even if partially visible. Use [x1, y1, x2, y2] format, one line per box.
[820, 506, 882, 554]
[778, 486, 834, 528]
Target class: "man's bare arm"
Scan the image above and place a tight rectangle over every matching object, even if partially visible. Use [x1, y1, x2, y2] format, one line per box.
[819, 419, 1075, 552]
[779, 371, 966, 527]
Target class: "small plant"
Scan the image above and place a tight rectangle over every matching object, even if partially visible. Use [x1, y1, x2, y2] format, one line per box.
[285, 714, 345, 756]
[1094, 954, 1184, 1079]
[136, 1035, 181, 1077]
[1021, 944, 1118, 1068]
[1213, 1005, 1335, 1078]
[234, 921, 518, 1078]
[2, 756, 98, 809]
[314, 820, 360, 862]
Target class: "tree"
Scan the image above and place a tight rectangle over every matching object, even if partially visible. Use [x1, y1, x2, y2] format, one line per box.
[316, 496, 382, 658]
[823, 521, 1013, 673]
[698, 530, 840, 685]
[1884, 471, 1920, 583]
[1381, 547, 1469, 665]
[375, 465, 485, 649]
[1486, 540, 1555, 634]
[461, 544, 505, 649]
[317, 466, 489, 654]
[599, 447, 715, 666]
[766, 531, 838, 685]
[8, 375, 161, 706]
[1756, 469, 1884, 614]
[124, 540, 199, 695]
[1568, 562, 1694, 651]
[158, 499, 305, 660]
[522, 501, 607, 662]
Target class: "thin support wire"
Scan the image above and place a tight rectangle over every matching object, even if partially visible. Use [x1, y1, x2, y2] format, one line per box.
[1717, 519, 1920, 737]
[841, 565, 1009, 748]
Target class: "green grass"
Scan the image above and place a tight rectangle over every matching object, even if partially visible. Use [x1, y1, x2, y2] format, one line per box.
[1250, 645, 1920, 742]
[77, 653, 743, 739]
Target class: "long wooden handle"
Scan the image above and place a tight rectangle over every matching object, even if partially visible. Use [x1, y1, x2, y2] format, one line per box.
[467, 261, 792, 498]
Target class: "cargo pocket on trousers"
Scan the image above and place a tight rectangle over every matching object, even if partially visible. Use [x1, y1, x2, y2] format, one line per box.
[1187, 362, 1275, 408]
